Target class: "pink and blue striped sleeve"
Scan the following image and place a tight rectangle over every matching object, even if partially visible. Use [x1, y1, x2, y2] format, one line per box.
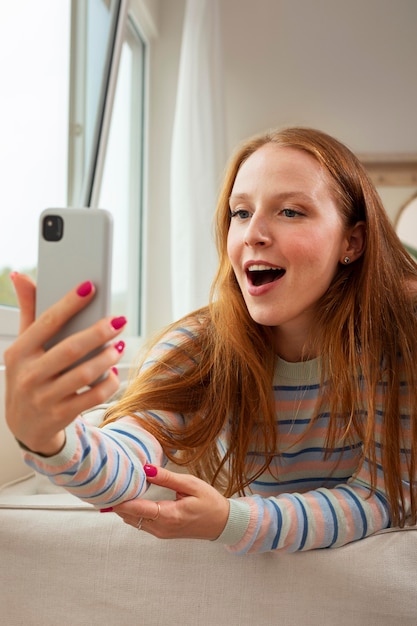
[22, 415, 166, 507]
[217, 476, 391, 554]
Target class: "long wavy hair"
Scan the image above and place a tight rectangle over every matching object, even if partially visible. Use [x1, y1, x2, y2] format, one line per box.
[104, 127, 417, 526]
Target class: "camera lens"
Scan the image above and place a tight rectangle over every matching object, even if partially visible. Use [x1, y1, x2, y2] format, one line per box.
[42, 215, 64, 241]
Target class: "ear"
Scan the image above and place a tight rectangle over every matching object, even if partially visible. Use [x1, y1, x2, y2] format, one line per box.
[340, 221, 366, 264]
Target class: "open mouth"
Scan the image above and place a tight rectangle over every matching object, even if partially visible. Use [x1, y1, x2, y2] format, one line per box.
[246, 264, 286, 287]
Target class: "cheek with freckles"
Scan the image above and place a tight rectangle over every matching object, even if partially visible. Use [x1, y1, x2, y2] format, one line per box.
[289, 233, 342, 294]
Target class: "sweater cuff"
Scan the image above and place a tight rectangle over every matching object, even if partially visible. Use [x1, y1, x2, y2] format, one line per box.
[214, 498, 251, 545]
[21, 419, 81, 468]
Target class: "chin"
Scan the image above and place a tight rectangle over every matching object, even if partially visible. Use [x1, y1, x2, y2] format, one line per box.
[245, 307, 280, 328]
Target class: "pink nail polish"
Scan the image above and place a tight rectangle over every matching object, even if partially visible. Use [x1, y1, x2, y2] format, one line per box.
[76, 281, 93, 297]
[111, 316, 127, 330]
[100, 507, 114, 513]
[143, 464, 158, 478]
[9, 271, 18, 281]
[114, 340, 125, 354]
[111, 366, 119, 376]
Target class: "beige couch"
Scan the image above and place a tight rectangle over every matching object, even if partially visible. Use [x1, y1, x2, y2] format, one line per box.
[1, 408, 417, 625]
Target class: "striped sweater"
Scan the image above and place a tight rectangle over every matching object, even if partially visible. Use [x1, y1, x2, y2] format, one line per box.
[23, 322, 412, 554]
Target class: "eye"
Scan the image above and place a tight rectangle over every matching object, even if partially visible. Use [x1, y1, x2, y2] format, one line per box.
[229, 209, 251, 220]
[282, 208, 302, 218]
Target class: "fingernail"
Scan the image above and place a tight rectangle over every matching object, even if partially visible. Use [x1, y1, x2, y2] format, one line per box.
[111, 316, 127, 330]
[111, 366, 119, 376]
[114, 340, 125, 354]
[9, 271, 18, 282]
[144, 464, 158, 478]
[76, 281, 93, 297]
[100, 507, 114, 513]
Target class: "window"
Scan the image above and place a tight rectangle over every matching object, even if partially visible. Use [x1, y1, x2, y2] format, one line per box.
[0, 0, 145, 358]
[0, 0, 71, 304]
[98, 18, 145, 335]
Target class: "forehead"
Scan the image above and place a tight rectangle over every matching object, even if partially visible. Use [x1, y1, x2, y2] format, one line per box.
[232, 144, 332, 195]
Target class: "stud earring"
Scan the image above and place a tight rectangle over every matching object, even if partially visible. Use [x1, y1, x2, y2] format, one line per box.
[343, 256, 351, 264]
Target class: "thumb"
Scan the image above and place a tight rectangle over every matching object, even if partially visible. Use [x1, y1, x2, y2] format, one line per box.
[143, 464, 201, 497]
[11, 273, 36, 334]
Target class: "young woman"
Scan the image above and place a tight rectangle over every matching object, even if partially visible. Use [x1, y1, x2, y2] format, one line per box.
[5, 127, 417, 554]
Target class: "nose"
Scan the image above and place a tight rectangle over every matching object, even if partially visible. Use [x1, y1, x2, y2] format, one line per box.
[244, 213, 272, 247]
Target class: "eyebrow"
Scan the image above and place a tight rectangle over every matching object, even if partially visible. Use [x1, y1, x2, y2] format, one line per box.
[229, 191, 315, 203]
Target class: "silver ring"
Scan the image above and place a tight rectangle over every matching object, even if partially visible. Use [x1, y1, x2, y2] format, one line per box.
[146, 502, 161, 522]
[136, 517, 143, 530]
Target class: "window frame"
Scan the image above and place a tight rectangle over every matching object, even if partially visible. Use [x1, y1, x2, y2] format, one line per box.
[116, 17, 146, 338]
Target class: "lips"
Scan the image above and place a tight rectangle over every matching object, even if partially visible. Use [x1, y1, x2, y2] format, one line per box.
[246, 263, 286, 287]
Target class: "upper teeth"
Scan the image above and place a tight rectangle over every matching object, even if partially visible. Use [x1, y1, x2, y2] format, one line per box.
[248, 264, 281, 271]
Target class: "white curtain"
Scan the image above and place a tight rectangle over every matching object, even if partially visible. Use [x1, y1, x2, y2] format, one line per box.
[170, 0, 226, 320]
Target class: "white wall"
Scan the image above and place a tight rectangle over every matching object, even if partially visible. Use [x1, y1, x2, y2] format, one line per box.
[144, 0, 417, 334]
[221, 0, 417, 153]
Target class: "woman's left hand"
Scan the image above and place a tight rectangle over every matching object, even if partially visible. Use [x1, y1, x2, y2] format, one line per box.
[110, 465, 230, 541]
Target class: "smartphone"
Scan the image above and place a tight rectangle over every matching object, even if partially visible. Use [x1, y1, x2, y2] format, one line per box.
[36, 208, 113, 371]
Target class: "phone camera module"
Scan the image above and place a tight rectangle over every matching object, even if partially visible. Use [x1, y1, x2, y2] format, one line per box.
[42, 215, 64, 242]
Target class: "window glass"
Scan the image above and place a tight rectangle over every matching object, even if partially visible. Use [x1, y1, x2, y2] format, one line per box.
[0, 1, 70, 305]
[69, 0, 118, 207]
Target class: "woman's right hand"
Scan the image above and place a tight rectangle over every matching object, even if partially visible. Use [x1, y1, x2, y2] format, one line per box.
[4, 273, 126, 457]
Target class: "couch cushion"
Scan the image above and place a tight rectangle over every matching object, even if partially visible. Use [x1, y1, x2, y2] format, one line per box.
[0, 496, 416, 626]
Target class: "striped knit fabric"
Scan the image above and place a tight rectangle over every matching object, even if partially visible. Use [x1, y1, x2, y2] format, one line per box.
[23, 321, 412, 553]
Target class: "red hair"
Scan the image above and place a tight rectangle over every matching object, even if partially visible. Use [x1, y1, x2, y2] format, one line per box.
[105, 128, 417, 525]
